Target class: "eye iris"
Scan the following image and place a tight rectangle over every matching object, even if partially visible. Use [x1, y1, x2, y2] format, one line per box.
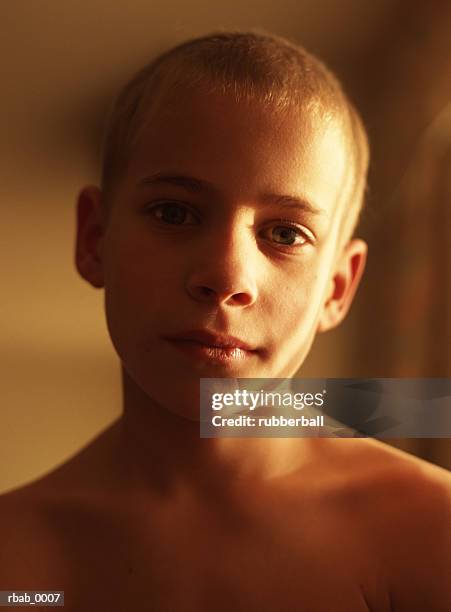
[160, 203, 186, 224]
[272, 226, 298, 245]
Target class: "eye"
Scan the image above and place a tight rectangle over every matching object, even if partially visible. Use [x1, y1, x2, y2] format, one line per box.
[262, 220, 309, 248]
[145, 201, 198, 225]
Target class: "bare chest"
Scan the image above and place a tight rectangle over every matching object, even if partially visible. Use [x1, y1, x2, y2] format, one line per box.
[52, 510, 380, 612]
[2, 488, 388, 612]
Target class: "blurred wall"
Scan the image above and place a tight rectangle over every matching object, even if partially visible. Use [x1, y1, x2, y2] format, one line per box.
[1, 0, 450, 494]
[348, 1, 451, 466]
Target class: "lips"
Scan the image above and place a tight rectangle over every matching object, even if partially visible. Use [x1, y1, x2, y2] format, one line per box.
[164, 329, 256, 351]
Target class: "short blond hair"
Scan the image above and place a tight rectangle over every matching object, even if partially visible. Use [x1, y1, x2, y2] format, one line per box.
[101, 29, 369, 242]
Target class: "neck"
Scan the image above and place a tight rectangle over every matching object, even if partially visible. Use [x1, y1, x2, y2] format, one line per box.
[115, 367, 312, 497]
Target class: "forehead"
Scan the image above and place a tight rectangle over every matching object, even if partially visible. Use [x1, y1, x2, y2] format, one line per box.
[124, 88, 351, 220]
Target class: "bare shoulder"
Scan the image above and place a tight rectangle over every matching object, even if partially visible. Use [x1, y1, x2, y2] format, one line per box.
[312, 436, 451, 488]
[313, 438, 451, 611]
[367, 442, 451, 611]
[316, 437, 451, 521]
[0, 480, 69, 588]
[0, 425, 120, 588]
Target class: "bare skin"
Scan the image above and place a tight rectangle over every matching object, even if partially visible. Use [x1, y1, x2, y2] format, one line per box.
[2, 87, 451, 610]
[1, 414, 451, 612]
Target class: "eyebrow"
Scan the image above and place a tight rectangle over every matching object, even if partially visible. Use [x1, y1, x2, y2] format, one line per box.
[138, 172, 326, 216]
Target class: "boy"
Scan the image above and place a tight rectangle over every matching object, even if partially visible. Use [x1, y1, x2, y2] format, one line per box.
[1, 30, 451, 611]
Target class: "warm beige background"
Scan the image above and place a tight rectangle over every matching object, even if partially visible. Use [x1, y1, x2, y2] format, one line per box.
[1, 0, 450, 494]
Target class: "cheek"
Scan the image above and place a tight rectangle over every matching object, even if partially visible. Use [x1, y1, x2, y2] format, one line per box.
[101, 234, 177, 354]
[262, 274, 326, 377]
[264, 264, 329, 354]
[267, 264, 327, 320]
[104, 228, 180, 301]
[276, 290, 319, 344]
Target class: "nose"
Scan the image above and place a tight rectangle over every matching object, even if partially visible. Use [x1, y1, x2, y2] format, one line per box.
[185, 223, 258, 307]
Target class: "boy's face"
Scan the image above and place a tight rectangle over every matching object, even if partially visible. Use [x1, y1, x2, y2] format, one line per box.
[76, 87, 366, 419]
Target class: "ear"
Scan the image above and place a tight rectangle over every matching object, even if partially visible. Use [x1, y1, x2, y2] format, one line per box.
[317, 239, 367, 333]
[75, 185, 105, 288]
